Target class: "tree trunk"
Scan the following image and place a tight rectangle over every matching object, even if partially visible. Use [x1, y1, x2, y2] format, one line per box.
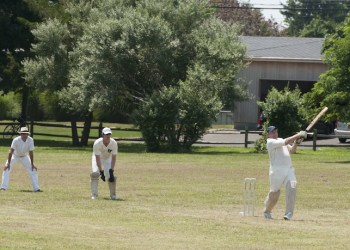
[71, 120, 80, 146]
[80, 112, 93, 146]
[20, 86, 29, 126]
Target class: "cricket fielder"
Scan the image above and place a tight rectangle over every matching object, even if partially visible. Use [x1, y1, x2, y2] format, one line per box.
[264, 126, 307, 220]
[90, 127, 118, 200]
[1, 127, 41, 192]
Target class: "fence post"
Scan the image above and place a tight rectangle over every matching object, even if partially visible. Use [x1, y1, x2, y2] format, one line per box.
[98, 122, 103, 137]
[30, 120, 34, 137]
[244, 126, 248, 148]
[313, 129, 317, 151]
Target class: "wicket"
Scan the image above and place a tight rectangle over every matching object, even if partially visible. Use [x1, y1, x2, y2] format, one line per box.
[243, 178, 256, 216]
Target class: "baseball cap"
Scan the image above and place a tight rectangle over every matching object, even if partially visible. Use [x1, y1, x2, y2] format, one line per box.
[102, 127, 112, 135]
[19, 127, 30, 134]
[266, 126, 277, 133]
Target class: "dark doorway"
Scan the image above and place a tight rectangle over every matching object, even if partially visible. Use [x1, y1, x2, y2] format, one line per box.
[259, 79, 315, 101]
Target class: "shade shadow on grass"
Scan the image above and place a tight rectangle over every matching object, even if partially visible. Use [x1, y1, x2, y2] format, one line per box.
[0, 138, 258, 155]
[323, 161, 350, 164]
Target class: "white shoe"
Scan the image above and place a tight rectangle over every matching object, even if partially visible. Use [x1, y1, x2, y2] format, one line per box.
[264, 212, 273, 220]
[111, 195, 117, 200]
[284, 212, 293, 220]
[91, 195, 98, 200]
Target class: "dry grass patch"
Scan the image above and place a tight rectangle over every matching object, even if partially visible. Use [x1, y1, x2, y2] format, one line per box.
[0, 145, 350, 249]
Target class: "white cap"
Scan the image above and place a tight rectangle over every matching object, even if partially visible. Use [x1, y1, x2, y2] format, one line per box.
[102, 127, 112, 135]
[19, 127, 30, 134]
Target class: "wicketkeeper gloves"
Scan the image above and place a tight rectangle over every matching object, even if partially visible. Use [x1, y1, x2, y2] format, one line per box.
[109, 169, 115, 182]
[100, 170, 106, 182]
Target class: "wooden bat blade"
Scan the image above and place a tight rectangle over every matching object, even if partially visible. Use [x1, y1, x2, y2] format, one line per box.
[306, 107, 328, 131]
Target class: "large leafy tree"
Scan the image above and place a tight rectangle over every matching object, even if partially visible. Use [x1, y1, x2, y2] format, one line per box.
[24, 0, 249, 147]
[23, 1, 98, 145]
[0, 0, 64, 119]
[61, 0, 248, 112]
[282, 0, 349, 37]
[211, 0, 284, 36]
[303, 17, 350, 122]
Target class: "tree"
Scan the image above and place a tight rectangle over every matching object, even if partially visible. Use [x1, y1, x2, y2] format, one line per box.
[282, 0, 349, 37]
[211, 0, 285, 36]
[303, 17, 350, 122]
[23, 1, 97, 145]
[0, 0, 64, 119]
[60, 0, 249, 111]
[24, 0, 249, 148]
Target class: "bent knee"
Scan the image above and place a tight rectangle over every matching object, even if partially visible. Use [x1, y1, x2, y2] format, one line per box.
[287, 180, 297, 189]
[90, 172, 99, 179]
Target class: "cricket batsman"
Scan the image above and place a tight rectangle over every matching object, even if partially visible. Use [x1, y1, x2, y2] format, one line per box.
[264, 126, 307, 220]
[90, 127, 118, 200]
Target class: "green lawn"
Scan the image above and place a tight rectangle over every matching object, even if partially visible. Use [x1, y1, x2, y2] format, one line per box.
[0, 143, 350, 249]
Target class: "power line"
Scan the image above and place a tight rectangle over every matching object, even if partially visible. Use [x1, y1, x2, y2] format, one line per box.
[212, 6, 350, 10]
[211, 1, 350, 10]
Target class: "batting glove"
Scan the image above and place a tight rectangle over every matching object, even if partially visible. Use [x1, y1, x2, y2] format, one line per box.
[296, 137, 304, 145]
[100, 170, 106, 182]
[298, 131, 308, 139]
[109, 169, 115, 182]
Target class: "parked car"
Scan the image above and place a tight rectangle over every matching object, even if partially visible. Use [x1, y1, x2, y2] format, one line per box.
[302, 120, 335, 135]
[311, 120, 335, 135]
[334, 121, 350, 143]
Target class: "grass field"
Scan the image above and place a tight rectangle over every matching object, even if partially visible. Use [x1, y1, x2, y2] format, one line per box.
[0, 140, 350, 249]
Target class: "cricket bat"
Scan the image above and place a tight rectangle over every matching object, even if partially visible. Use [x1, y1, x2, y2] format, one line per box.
[306, 107, 328, 132]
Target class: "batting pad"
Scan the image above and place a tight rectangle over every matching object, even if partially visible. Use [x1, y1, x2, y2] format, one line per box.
[285, 180, 297, 214]
[108, 181, 116, 197]
[90, 172, 99, 197]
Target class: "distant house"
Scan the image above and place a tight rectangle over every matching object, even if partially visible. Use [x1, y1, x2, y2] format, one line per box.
[233, 36, 329, 130]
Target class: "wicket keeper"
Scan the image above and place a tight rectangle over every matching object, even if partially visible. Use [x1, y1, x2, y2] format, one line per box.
[264, 126, 307, 220]
[90, 127, 118, 200]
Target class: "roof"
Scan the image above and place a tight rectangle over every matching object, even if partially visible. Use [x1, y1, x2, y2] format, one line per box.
[241, 36, 325, 63]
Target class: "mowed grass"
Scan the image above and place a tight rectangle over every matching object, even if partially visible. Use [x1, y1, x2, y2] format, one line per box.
[0, 142, 350, 249]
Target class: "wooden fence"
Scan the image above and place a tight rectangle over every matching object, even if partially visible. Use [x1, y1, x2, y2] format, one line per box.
[0, 121, 140, 142]
[241, 128, 349, 151]
[0, 121, 347, 149]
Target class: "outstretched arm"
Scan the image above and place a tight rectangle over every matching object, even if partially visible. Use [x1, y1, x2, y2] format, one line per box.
[285, 131, 307, 153]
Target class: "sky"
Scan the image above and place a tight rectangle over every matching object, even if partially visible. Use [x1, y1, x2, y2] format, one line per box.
[245, 0, 287, 25]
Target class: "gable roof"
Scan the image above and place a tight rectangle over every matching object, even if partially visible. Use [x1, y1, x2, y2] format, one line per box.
[241, 36, 325, 63]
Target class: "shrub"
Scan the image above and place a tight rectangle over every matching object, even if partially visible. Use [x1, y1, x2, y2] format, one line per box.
[258, 86, 304, 139]
[134, 82, 222, 152]
[0, 92, 21, 120]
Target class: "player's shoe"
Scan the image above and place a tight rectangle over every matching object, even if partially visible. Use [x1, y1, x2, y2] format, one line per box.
[34, 189, 42, 192]
[283, 212, 293, 220]
[264, 212, 273, 220]
[91, 195, 98, 200]
[0, 188, 6, 191]
[111, 195, 117, 200]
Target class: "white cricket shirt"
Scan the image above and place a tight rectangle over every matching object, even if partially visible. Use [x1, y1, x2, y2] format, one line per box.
[93, 138, 118, 160]
[11, 136, 35, 157]
[266, 138, 292, 169]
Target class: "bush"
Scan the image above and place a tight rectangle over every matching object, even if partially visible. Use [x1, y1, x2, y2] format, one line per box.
[258, 86, 304, 139]
[134, 82, 222, 152]
[254, 129, 267, 153]
[0, 92, 21, 120]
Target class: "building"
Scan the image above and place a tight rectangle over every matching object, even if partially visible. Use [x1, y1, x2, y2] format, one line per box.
[234, 36, 329, 130]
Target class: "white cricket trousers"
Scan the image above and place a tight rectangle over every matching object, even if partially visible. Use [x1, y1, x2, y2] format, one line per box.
[92, 156, 113, 175]
[269, 166, 296, 192]
[1, 155, 40, 191]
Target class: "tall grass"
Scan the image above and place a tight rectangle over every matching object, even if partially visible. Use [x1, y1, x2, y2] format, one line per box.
[0, 143, 350, 249]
